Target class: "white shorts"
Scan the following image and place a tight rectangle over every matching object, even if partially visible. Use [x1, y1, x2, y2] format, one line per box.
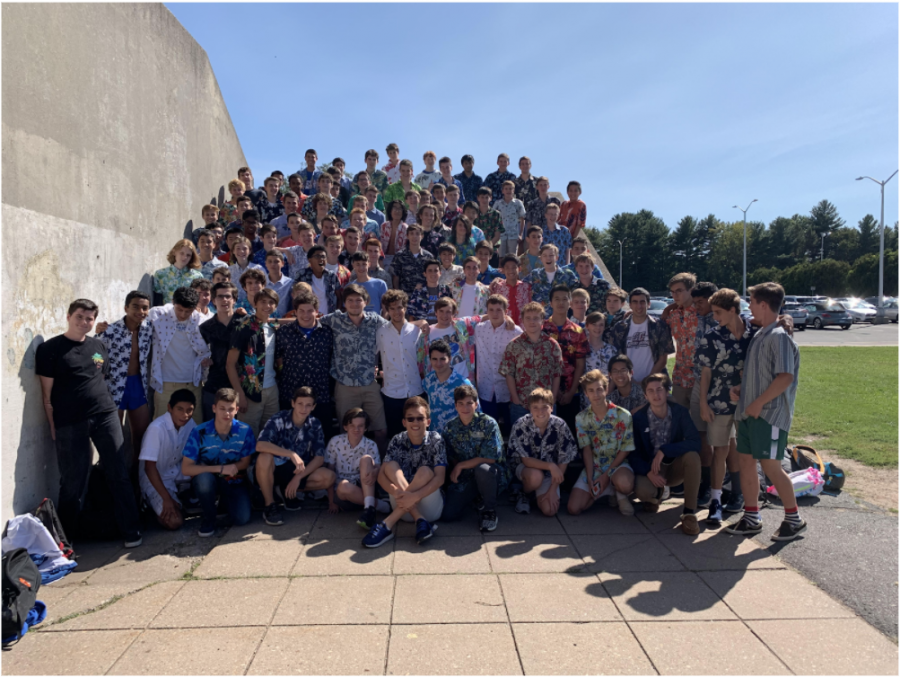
[573, 463, 631, 495]
[390, 488, 444, 523]
[139, 469, 188, 517]
[516, 463, 560, 498]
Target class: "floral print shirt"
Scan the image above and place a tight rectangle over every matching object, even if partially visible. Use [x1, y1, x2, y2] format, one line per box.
[383, 181, 422, 207]
[439, 265, 464, 287]
[407, 285, 453, 322]
[450, 279, 491, 316]
[297, 168, 323, 196]
[499, 333, 564, 404]
[576, 403, 635, 491]
[382, 160, 401, 185]
[435, 176, 466, 206]
[542, 226, 573, 264]
[383, 431, 447, 479]
[229, 314, 279, 402]
[494, 198, 526, 242]
[152, 265, 204, 305]
[542, 319, 590, 393]
[454, 172, 484, 202]
[426, 316, 480, 383]
[609, 380, 648, 413]
[581, 341, 620, 409]
[559, 199, 587, 237]
[608, 316, 674, 371]
[696, 316, 758, 416]
[508, 414, 578, 474]
[258, 199, 284, 224]
[692, 311, 718, 381]
[571, 276, 612, 316]
[324, 434, 379, 483]
[148, 305, 210, 393]
[319, 311, 389, 387]
[526, 267, 578, 307]
[489, 278, 532, 325]
[442, 206, 463, 229]
[423, 370, 478, 434]
[388, 247, 436, 294]
[443, 413, 506, 493]
[474, 209, 504, 242]
[274, 320, 334, 407]
[422, 226, 450, 255]
[414, 169, 441, 191]
[666, 304, 699, 388]
[258, 411, 325, 467]
[525, 196, 562, 229]
[514, 176, 538, 207]
[483, 170, 517, 204]
[451, 238, 478, 265]
[377, 221, 408, 256]
[300, 196, 346, 223]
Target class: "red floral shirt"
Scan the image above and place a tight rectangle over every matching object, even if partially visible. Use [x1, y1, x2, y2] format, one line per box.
[542, 319, 590, 393]
[499, 334, 563, 404]
[489, 278, 533, 326]
[559, 199, 587, 238]
[666, 303, 699, 388]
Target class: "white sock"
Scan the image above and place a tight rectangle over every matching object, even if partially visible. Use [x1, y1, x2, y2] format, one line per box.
[615, 491, 628, 500]
[364, 496, 375, 509]
[376, 499, 391, 513]
[711, 488, 722, 502]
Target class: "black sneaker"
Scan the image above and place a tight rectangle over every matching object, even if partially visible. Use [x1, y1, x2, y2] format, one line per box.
[283, 496, 303, 511]
[771, 519, 807, 541]
[697, 486, 711, 509]
[706, 499, 723, 527]
[669, 483, 685, 498]
[480, 510, 498, 532]
[263, 502, 284, 526]
[724, 517, 762, 536]
[357, 506, 376, 530]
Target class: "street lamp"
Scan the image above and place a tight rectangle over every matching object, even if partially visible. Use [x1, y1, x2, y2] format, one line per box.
[819, 231, 829, 261]
[617, 238, 627, 288]
[856, 170, 899, 324]
[732, 199, 758, 297]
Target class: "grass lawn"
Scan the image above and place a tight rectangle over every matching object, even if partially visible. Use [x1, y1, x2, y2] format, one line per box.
[668, 347, 898, 467]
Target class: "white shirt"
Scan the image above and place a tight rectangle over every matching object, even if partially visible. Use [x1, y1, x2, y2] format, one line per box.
[376, 321, 425, 399]
[196, 307, 214, 324]
[626, 319, 654, 382]
[475, 319, 523, 401]
[310, 274, 330, 314]
[459, 283, 479, 318]
[262, 324, 277, 389]
[138, 412, 194, 485]
[325, 262, 340, 275]
[160, 322, 196, 383]
[545, 270, 556, 285]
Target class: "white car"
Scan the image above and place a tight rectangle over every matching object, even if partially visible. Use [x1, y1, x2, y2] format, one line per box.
[835, 298, 877, 323]
[863, 297, 900, 322]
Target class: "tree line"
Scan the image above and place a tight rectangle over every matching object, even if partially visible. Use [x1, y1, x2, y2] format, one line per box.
[584, 199, 899, 297]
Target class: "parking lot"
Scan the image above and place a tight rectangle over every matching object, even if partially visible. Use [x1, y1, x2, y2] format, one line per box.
[793, 321, 899, 347]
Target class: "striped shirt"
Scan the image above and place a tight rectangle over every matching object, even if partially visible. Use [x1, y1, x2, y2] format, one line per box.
[734, 322, 799, 431]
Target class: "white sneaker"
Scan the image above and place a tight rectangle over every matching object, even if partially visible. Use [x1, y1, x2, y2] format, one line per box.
[661, 487, 671, 501]
[616, 493, 635, 516]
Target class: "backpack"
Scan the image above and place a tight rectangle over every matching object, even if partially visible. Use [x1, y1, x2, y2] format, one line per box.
[2, 548, 41, 648]
[790, 445, 825, 474]
[31, 498, 75, 561]
[823, 461, 846, 491]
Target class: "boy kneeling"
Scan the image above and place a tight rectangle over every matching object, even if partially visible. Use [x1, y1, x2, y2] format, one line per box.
[363, 397, 446, 548]
[255, 387, 336, 526]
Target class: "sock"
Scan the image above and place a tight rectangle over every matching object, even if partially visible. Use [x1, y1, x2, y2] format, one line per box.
[730, 471, 743, 499]
[376, 499, 391, 513]
[784, 506, 802, 525]
[711, 488, 722, 503]
[682, 507, 695, 515]
[364, 496, 375, 509]
[615, 491, 628, 500]
[743, 506, 761, 525]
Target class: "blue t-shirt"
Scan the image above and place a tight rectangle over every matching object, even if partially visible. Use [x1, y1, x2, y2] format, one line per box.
[257, 410, 325, 467]
[357, 278, 388, 314]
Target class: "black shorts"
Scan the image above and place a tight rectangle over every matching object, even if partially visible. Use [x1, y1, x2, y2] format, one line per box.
[273, 461, 309, 491]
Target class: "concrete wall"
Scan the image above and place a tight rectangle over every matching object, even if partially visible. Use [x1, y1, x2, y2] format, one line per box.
[2, 3, 246, 518]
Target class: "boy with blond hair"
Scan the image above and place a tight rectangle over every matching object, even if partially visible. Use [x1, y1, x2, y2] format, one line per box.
[415, 150, 441, 190]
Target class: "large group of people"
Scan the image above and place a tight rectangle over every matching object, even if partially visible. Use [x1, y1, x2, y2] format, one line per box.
[34, 146, 806, 552]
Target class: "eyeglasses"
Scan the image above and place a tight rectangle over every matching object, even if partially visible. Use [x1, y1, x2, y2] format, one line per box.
[405, 416, 426, 422]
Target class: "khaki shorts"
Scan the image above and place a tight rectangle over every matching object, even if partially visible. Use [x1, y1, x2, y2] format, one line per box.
[689, 382, 708, 432]
[335, 381, 387, 431]
[241, 385, 280, 439]
[671, 384, 692, 409]
[707, 413, 736, 447]
[516, 463, 560, 498]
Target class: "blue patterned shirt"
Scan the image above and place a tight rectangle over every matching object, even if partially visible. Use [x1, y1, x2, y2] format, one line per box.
[454, 171, 484, 202]
[442, 413, 506, 493]
[542, 226, 573, 265]
[384, 431, 447, 479]
[697, 317, 758, 416]
[319, 311, 390, 386]
[275, 320, 333, 406]
[483, 170, 517, 204]
[182, 419, 255, 481]
[423, 370, 478, 434]
[508, 414, 578, 477]
[526, 267, 579, 307]
[257, 410, 325, 467]
[407, 285, 453, 322]
[435, 176, 466, 206]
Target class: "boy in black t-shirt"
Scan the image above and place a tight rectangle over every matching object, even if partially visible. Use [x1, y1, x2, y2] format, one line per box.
[35, 299, 142, 548]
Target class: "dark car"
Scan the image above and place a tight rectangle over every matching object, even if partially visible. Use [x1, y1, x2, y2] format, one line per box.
[781, 303, 807, 331]
[804, 301, 852, 330]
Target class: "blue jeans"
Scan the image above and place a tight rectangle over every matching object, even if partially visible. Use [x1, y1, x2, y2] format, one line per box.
[191, 473, 251, 531]
[480, 397, 510, 438]
[508, 403, 529, 427]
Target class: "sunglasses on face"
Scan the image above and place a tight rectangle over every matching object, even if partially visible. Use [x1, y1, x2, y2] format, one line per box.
[405, 416, 426, 422]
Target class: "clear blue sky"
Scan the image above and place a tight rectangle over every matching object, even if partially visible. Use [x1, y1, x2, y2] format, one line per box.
[167, 3, 898, 232]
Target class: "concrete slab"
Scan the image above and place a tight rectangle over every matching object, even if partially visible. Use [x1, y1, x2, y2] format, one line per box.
[557, 508, 651, 535]
[600, 571, 738, 621]
[40, 582, 150, 625]
[631, 620, 788, 675]
[387, 623, 521, 675]
[272, 576, 393, 625]
[221, 511, 317, 542]
[392, 574, 506, 624]
[748, 618, 899, 675]
[86, 553, 194, 585]
[700, 570, 857, 620]
[484, 506, 566, 536]
[292, 537, 394, 576]
[499, 573, 621, 622]
[150, 578, 289, 628]
[395, 516, 483, 538]
[657, 529, 787, 571]
[513, 622, 654, 675]
[2, 629, 141, 675]
[484, 535, 586, 573]
[52, 541, 124, 586]
[393, 536, 492, 574]
[193, 537, 303, 578]
[636, 501, 700, 534]
[571, 534, 685, 573]
[306, 510, 369, 539]
[248, 625, 389, 675]
[109, 627, 264, 675]
[47, 581, 184, 631]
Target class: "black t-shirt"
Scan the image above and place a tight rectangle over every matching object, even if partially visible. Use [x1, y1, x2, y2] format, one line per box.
[34, 335, 116, 426]
[199, 314, 238, 395]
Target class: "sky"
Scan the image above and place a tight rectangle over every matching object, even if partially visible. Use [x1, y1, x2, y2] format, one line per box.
[167, 2, 899, 233]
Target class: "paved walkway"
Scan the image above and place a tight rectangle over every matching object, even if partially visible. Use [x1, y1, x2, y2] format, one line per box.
[6, 500, 897, 675]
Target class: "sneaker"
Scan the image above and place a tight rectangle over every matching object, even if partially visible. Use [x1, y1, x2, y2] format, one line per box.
[724, 517, 763, 536]
[283, 496, 303, 511]
[480, 510, 498, 532]
[357, 506, 376, 530]
[515, 491, 531, 515]
[198, 521, 216, 538]
[669, 483, 684, 498]
[362, 521, 394, 548]
[184, 497, 203, 516]
[681, 513, 700, 536]
[474, 499, 485, 512]
[263, 503, 284, 526]
[722, 494, 745, 514]
[661, 486, 671, 501]
[415, 519, 437, 544]
[123, 535, 142, 548]
[643, 500, 660, 514]
[617, 495, 635, 516]
[706, 499, 723, 527]
[771, 519, 807, 542]
[697, 486, 711, 509]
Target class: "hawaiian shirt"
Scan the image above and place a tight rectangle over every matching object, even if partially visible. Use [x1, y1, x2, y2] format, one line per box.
[218, 202, 239, 227]
[542, 319, 590, 393]
[383, 181, 422, 207]
[697, 316, 758, 416]
[182, 419, 255, 482]
[514, 176, 538, 207]
[609, 380, 648, 413]
[414, 169, 441, 190]
[275, 320, 334, 407]
[576, 404, 635, 484]
[439, 265, 463, 287]
[378, 221, 408, 256]
[319, 311, 389, 386]
[97, 317, 152, 407]
[483, 170, 517, 204]
[474, 209, 504, 242]
[607, 316, 674, 370]
[423, 370, 477, 433]
[499, 333, 564, 404]
[450, 279, 491, 316]
[443, 412, 506, 493]
[571, 276, 612, 316]
[580, 341, 620, 409]
[508, 414, 578, 474]
[526, 267, 578, 307]
[494, 198, 526, 242]
[407, 285, 453, 322]
[148, 305, 210, 393]
[542, 226, 573, 264]
[300, 196, 346, 223]
[382, 161, 400, 185]
[518, 252, 542, 277]
[326, 264, 352, 290]
[436, 176, 466, 206]
[525, 196, 562, 230]
[426, 316, 480, 383]
[295, 268, 340, 316]
[230, 262, 266, 305]
[383, 431, 448, 479]
[477, 266, 504, 286]
[562, 261, 605, 280]
[258, 411, 325, 467]
[452, 238, 478, 265]
[666, 304, 700, 389]
[559, 200, 587, 237]
[442, 206, 463, 228]
[152, 265, 204, 305]
[229, 313, 279, 402]
[388, 247, 436, 294]
[604, 309, 629, 343]
[489, 278, 532, 326]
[648, 406, 673, 453]
[297, 168, 323, 196]
[454, 171, 484, 202]
[692, 312, 717, 381]
[258, 199, 284, 224]
[324, 434, 380, 483]
[422, 226, 450, 255]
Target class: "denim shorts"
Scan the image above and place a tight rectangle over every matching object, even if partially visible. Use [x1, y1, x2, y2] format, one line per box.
[119, 375, 148, 411]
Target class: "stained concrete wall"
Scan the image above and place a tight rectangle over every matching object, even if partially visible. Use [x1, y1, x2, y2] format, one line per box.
[2, 3, 246, 518]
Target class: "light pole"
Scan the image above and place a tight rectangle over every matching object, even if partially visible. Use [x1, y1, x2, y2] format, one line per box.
[856, 170, 898, 324]
[617, 238, 627, 288]
[819, 231, 829, 261]
[732, 199, 757, 297]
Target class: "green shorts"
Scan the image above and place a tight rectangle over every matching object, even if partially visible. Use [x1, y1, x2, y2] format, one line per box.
[737, 417, 788, 461]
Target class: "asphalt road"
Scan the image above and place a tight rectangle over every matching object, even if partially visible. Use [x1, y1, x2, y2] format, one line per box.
[793, 321, 899, 347]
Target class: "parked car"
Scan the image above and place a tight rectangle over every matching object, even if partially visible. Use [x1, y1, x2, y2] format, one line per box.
[863, 297, 900, 322]
[835, 298, 878, 323]
[781, 303, 807, 330]
[803, 301, 852, 330]
[647, 299, 669, 318]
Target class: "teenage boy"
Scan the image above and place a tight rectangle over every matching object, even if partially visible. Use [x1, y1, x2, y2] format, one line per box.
[571, 254, 611, 316]
[442, 385, 503, 531]
[377, 290, 428, 439]
[264, 250, 294, 317]
[382, 143, 401, 183]
[543, 287, 590, 433]
[360, 148, 389, 194]
[630, 374, 702, 535]
[473, 189, 504, 248]
[542, 203, 573, 265]
[226, 288, 281, 437]
[181, 388, 254, 537]
[499, 302, 563, 425]
[200, 282, 239, 421]
[271, 192, 302, 240]
[255, 387, 336, 526]
[514, 156, 539, 206]
[490, 255, 532, 325]
[570, 289, 589, 326]
[559, 180, 587, 240]
[352, 171, 386, 212]
[518, 226, 544, 276]
[323, 233, 352, 288]
[298, 148, 322, 195]
[604, 287, 630, 340]
[437, 243, 464, 286]
[139, 389, 197, 531]
[606, 355, 648, 413]
[240, 210, 264, 253]
[424, 340, 478, 433]
[148, 287, 210, 424]
[436, 156, 465, 206]
[338, 226, 363, 266]
[475, 241, 503, 284]
[383, 159, 421, 205]
[508, 388, 578, 516]
[197, 229, 229, 279]
[442, 186, 464, 226]
[365, 185, 386, 227]
[608, 288, 674, 383]
[301, 174, 346, 222]
[259, 176, 285, 224]
[561, 238, 603, 279]
[363, 397, 446, 548]
[350, 238, 393, 290]
[325, 408, 387, 527]
[495, 180, 526, 258]
[475, 295, 522, 434]
[483, 153, 517, 205]
[407, 259, 452, 322]
[251, 224, 287, 268]
[349, 252, 388, 313]
[36, 298, 142, 547]
[279, 221, 316, 278]
[238, 166, 264, 204]
[190, 278, 214, 323]
[525, 176, 561, 230]
[526, 244, 578, 310]
[451, 257, 490, 317]
[389, 224, 435, 293]
[454, 154, 483, 202]
[295, 246, 340, 315]
[341, 201, 379, 235]
[725, 282, 804, 541]
[331, 157, 353, 195]
[191, 204, 220, 246]
[415, 150, 441, 190]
